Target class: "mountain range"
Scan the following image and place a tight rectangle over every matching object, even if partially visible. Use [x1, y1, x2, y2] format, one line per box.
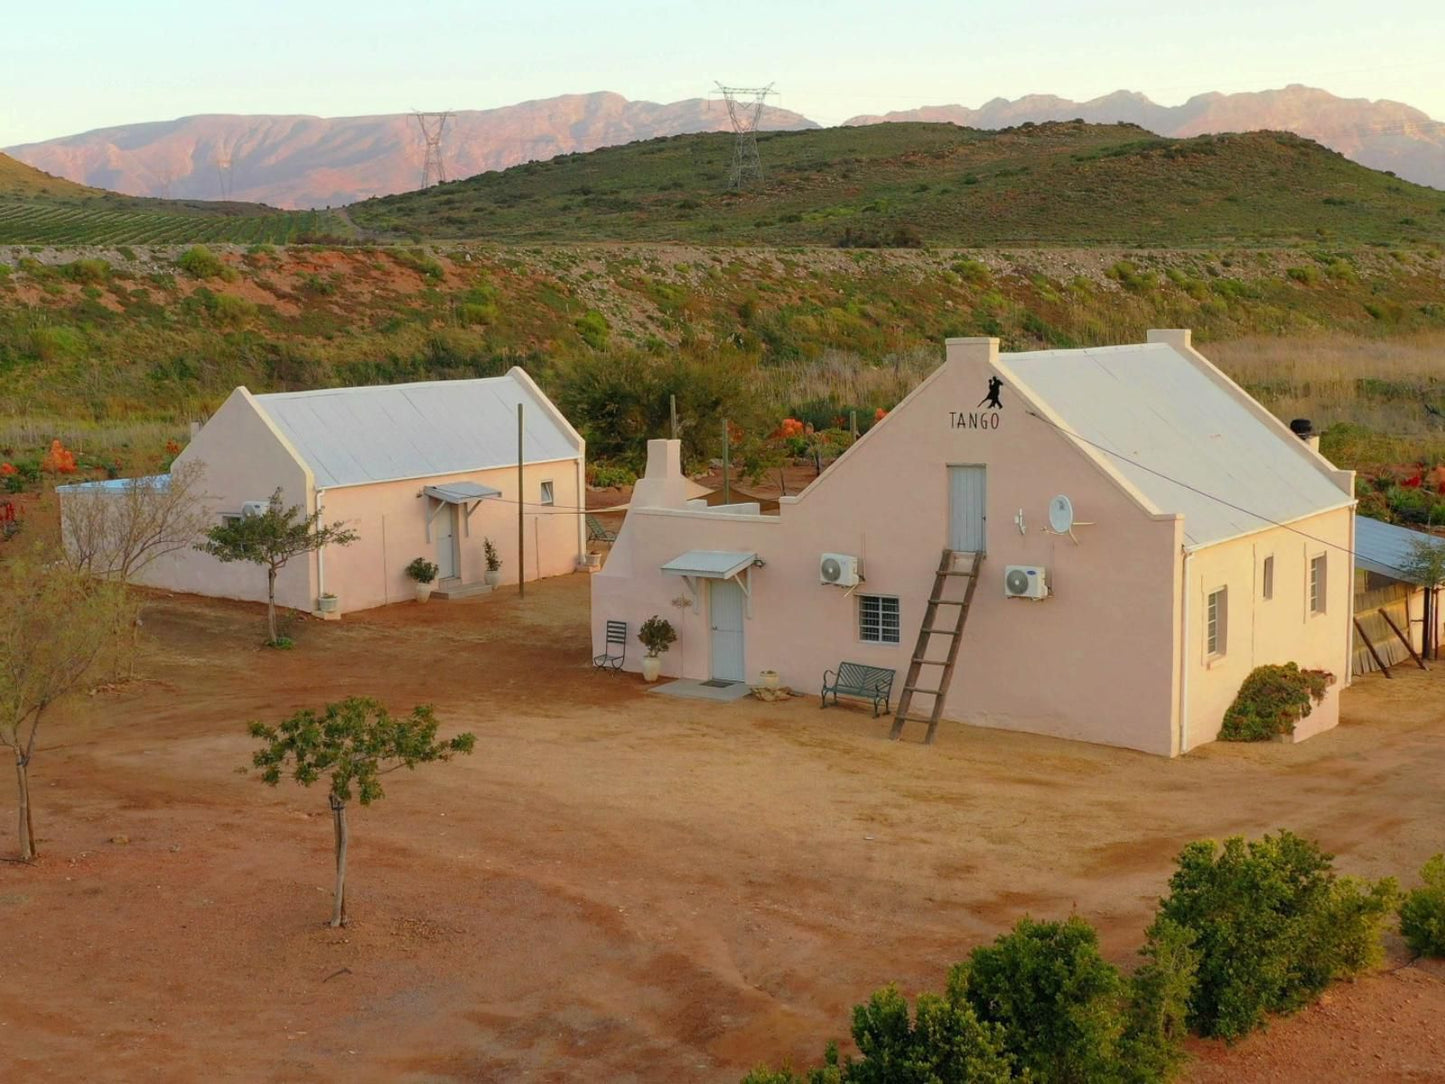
[6, 85, 1443, 209]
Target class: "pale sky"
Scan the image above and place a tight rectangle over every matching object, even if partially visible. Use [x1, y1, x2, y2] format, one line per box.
[2, 0, 1442, 146]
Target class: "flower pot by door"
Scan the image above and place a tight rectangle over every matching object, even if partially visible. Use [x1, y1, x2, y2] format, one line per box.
[641, 656, 662, 683]
[484, 570, 502, 587]
[415, 582, 433, 603]
[318, 595, 339, 614]
[758, 669, 780, 690]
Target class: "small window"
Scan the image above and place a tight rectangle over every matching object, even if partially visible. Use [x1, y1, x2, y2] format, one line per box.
[539, 480, 555, 506]
[1309, 554, 1327, 615]
[858, 595, 901, 645]
[220, 513, 243, 528]
[1261, 556, 1274, 601]
[1206, 587, 1227, 657]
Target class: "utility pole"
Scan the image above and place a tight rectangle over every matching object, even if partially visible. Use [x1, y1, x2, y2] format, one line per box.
[721, 418, 731, 504]
[714, 83, 774, 188]
[517, 403, 525, 599]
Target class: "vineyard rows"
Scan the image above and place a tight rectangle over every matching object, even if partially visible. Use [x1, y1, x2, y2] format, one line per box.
[0, 200, 349, 245]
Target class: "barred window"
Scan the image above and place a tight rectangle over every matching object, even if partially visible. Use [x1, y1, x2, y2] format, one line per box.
[858, 595, 900, 645]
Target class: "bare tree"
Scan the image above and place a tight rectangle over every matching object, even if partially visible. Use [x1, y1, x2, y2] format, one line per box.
[0, 551, 132, 860]
[1401, 536, 1445, 660]
[61, 460, 213, 583]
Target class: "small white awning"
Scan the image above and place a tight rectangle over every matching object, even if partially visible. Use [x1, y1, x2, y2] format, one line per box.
[424, 481, 501, 505]
[662, 550, 760, 613]
[661, 550, 758, 579]
[423, 481, 500, 541]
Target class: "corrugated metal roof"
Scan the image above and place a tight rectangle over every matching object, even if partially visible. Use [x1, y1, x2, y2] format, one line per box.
[424, 481, 501, 504]
[1355, 515, 1442, 583]
[1002, 343, 1351, 549]
[661, 550, 758, 579]
[253, 372, 579, 490]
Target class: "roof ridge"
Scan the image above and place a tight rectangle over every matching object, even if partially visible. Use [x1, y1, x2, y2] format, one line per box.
[254, 373, 520, 400]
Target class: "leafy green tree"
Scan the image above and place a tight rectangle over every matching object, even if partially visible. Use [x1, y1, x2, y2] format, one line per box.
[1400, 536, 1445, 659]
[1122, 919, 1199, 1082]
[0, 551, 133, 860]
[197, 487, 357, 644]
[247, 697, 475, 927]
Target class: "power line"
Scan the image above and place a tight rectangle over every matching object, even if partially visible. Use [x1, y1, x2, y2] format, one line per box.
[715, 82, 774, 188]
[412, 110, 453, 189]
[1022, 408, 1369, 561]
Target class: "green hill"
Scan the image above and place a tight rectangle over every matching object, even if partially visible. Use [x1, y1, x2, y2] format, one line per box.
[0, 152, 353, 245]
[349, 122, 1445, 246]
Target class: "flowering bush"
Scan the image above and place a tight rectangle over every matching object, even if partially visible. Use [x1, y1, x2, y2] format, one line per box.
[41, 439, 77, 474]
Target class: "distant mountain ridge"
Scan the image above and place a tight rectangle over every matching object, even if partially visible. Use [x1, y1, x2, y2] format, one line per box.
[3, 93, 815, 209]
[6, 85, 1443, 209]
[845, 85, 1445, 189]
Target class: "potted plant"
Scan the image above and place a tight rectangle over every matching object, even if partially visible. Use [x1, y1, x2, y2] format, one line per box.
[483, 538, 502, 587]
[318, 592, 339, 614]
[758, 669, 780, 691]
[406, 556, 439, 602]
[637, 615, 676, 683]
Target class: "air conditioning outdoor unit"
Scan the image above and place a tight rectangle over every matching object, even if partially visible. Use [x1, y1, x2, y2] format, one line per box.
[819, 553, 861, 587]
[240, 500, 270, 518]
[1004, 565, 1048, 600]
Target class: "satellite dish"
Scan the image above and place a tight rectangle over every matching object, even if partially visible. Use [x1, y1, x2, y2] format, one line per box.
[820, 556, 842, 583]
[1048, 495, 1075, 535]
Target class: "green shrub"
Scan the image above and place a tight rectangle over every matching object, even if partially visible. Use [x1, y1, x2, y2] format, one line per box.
[587, 461, 637, 488]
[1121, 919, 1198, 1082]
[1219, 663, 1333, 741]
[962, 916, 1126, 1081]
[1285, 265, 1321, 285]
[1155, 831, 1399, 1040]
[1400, 854, 1445, 957]
[214, 293, 257, 325]
[60, 258, 110, 284]
[177, 246, 224, 279]
[575, 309, 611, 349]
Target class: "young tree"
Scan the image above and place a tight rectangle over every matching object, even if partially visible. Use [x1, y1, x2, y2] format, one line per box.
[197, 487, 358, 644]
[0, 552, 132, 860]
[247, 697, 475, 927]
[1401, 535, 1445, 659]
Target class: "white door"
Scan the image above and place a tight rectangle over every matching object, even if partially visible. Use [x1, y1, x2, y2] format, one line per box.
[435, 504, 459, 579]
[948, 466, 987, 553]
[709, 579, 746, 682]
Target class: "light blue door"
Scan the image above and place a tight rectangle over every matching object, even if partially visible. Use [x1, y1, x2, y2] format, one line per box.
[709, 579, 746, 682]
[435, 504, 459, 579]
[948, 466, 987, 553]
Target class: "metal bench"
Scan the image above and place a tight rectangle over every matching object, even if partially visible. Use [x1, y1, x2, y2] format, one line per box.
[587, 514, 618, 543]
[593, 620, 627, 672]
[821, 662, 896, 717]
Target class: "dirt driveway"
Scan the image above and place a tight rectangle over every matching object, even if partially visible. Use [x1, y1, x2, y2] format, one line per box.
[1, 574, 1443, 1082]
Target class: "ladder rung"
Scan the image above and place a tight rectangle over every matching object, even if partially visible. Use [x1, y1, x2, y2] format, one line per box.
[928, 599, 965, 605]
[893, 713, 937, 725]
[903, 685, 941, 695]
[912, 658, 947, 665]
[920, 627, 958, 636]
[940, 570, 974, 577]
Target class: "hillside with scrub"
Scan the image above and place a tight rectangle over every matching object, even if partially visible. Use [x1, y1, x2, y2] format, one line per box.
[3, 239, 1445, 507]
[348, 121, 1445, 246]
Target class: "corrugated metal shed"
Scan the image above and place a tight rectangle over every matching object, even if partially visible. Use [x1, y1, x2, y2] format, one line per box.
[1355, 515, 1441, 583]
[1002, 343, 1352, 549]
[254, 372, 580, 490]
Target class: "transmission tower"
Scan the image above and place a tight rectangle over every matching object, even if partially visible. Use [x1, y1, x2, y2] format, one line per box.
[215, 154, 234, 200]
[715, 82, 774, 188]
[413, 110, 453, 189]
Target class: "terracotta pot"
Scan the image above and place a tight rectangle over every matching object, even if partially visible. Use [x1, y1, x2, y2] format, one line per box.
[484, 570, 502, 587]
[415, 582, 433, 603]
[641, 656, 662, 683]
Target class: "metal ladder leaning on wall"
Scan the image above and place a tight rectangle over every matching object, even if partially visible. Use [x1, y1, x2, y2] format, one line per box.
[890, 549, 983, 744]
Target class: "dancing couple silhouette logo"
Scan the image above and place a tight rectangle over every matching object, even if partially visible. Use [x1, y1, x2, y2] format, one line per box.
[978, 375, 1004, 410]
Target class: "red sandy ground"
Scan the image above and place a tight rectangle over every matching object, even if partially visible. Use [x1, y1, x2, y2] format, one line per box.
[1, 574, 1443, 1082]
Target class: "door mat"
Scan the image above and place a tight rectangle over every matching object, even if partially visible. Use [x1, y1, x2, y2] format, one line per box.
[700, 679, 737, 688]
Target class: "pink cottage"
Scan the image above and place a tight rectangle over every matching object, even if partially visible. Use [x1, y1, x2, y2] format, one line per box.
[592, 332, 1356, 756]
